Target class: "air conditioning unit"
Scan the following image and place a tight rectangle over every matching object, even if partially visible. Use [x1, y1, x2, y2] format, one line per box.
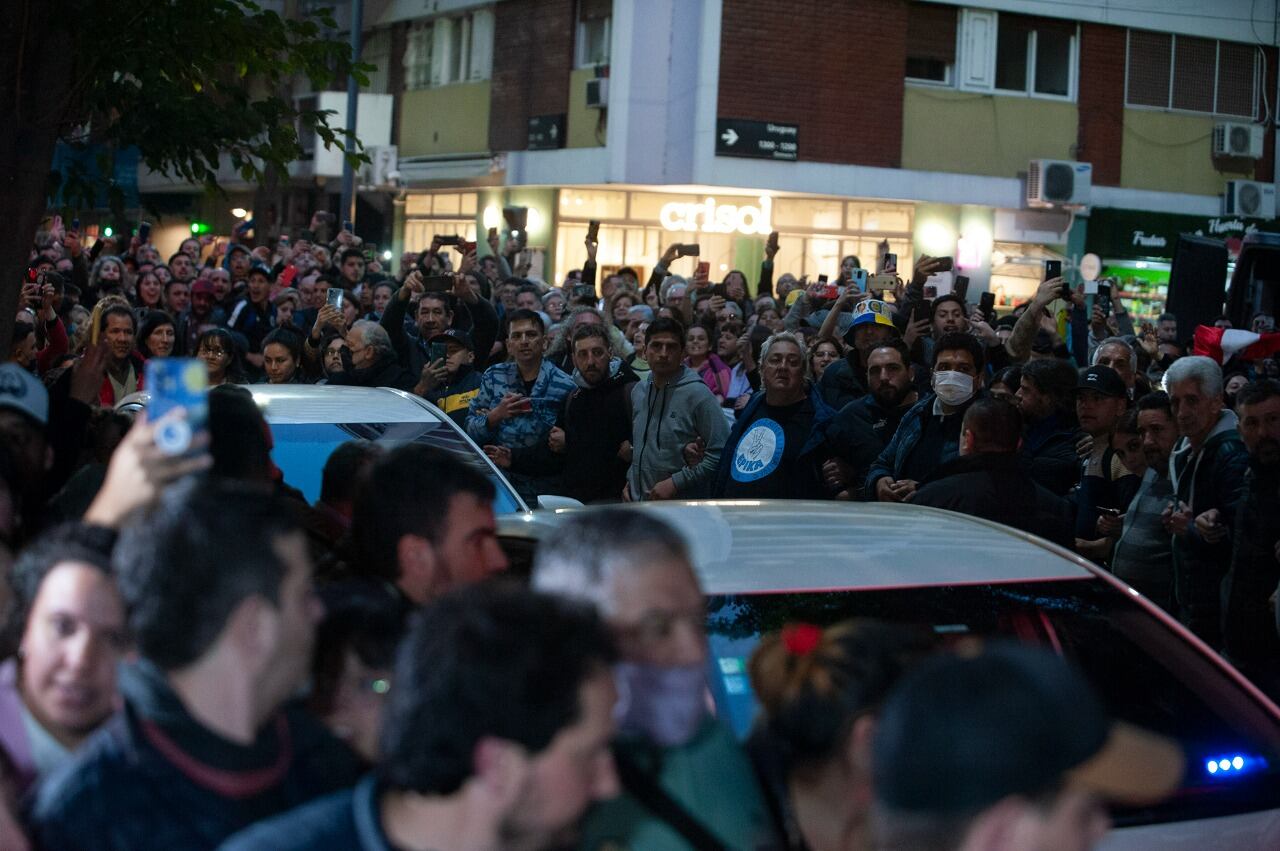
[585, 77, 609, 109]
[1223, 180, 1276, 218]
[1026, 159, 1092, 208]
[1213, 122, 1264, 159]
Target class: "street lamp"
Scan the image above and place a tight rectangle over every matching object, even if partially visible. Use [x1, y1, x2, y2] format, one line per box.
[230, 207, 249, 219]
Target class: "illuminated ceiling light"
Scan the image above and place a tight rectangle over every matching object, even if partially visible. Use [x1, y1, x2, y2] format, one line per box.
[482, 205, 501, 230]
[231, 207, 248, 219]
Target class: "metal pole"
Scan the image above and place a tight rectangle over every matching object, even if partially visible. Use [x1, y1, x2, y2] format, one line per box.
[338, 0, 364, 228]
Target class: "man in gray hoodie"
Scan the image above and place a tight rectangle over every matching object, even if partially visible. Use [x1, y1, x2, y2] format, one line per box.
[626, 318, 729, 501]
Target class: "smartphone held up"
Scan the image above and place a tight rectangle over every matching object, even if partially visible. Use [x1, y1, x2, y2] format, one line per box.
[146, 359, 209, 456]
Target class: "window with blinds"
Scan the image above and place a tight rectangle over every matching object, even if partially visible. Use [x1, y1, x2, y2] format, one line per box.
[906, 2, 957, 84]
[1125, 30, 1259, 118]
[402, 8, 495, 90]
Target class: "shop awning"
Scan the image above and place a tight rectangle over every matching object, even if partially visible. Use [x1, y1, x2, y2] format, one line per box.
[1085, 207, 1280, 261]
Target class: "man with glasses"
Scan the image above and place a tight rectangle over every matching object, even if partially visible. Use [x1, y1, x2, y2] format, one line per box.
[532, 509, 777, 851]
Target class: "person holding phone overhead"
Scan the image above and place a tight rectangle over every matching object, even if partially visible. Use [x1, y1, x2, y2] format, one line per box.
[467, 310, 576, 503]
[415, 329, 481, 426]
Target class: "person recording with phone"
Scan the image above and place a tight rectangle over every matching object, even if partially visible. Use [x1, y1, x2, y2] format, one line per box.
[467, 310, 576, 503]
[414, 329, 480, 427]
[381, 249, 499, 376]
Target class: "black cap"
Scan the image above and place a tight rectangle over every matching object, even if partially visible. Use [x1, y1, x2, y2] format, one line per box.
[429, 329, 473, 352]
[1077, 364, 1126, 398]
[873, 643, 1182, 815]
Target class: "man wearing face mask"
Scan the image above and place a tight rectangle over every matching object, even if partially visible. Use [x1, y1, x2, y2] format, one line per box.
[867, 333, 986, 503]
[532, 510, 778, 851]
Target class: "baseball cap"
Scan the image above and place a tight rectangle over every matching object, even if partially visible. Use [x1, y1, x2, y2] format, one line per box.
[192, 278, 216, 296]
[874, 643, 1183, 815]
[0, 364, 49, 426]
[247, 261, 273, 280]
[429, 329, 473, 352]
[1077, 365, 1126, 398]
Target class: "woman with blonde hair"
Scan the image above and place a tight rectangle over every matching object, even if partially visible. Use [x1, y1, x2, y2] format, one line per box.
[747, 620, 935, 851]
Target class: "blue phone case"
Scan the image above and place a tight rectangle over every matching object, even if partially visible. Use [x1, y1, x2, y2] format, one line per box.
[145, 358, 209, 455]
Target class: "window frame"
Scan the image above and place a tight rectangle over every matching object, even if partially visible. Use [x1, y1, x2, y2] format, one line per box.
[403, 10, 493, 91]
[575, 14, 611, 69]
[930, 10, 1079, 102]
[992, 20, 1079, 102]
[904, 4, 958, 87]
[1123, 29, 1261, 120]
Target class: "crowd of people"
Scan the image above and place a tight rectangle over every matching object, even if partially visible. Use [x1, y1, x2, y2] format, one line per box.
[0, 208, 1275, 849]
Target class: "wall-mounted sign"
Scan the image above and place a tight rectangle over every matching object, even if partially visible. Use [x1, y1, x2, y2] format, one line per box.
[715, 119, 798, 161]
[659, 196, 773, 235]
[1087, 208, 1280, 261]
[528, 114, 566, 151]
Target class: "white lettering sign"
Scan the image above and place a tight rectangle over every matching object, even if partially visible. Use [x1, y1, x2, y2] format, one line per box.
[659, 196, 773, 235]
[1207, 217, 1246, 234]
[1131, 231, 1167, 248]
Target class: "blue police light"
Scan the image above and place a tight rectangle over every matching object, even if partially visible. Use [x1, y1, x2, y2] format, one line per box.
[1204, 753, 1266, 778]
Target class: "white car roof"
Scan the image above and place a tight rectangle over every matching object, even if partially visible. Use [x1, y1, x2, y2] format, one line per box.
[500, 501, 1096, 595]
[119, 385, 445, 425]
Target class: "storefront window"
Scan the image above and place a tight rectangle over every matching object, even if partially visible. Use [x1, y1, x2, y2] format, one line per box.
[558, 188, 627, 220]
[554, 189, 914, 291]
[773, 197, 843, 230]
[848, 204, 913, 233]
[403, 219, 477, 254]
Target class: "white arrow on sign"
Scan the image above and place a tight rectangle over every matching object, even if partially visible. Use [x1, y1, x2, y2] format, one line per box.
[720, 128, 739, 146]
[550, 124, 558, 140]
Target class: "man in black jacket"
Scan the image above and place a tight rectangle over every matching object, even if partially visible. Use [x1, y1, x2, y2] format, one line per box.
[502, 325, 638, 503]
[381, 270, 499, 378]
[28, 482, 362, 851]
[912, 397, 1074, 548]
[1163, 356, 1251, 648]
[824, 340, 918, 499]
[327, 321, 418, 392]
[1221, 379, 1280, 695]
[1015, 357, 1082, 496]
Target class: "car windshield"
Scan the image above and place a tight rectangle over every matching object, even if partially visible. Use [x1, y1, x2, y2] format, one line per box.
[706, 578, 1280, 827]
[269, 421, 523, 515]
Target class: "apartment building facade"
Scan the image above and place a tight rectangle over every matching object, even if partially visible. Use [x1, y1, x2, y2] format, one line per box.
[144, 0, 1280, 316]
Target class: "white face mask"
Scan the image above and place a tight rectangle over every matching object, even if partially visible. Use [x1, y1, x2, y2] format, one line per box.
[933, 370, 975, 406]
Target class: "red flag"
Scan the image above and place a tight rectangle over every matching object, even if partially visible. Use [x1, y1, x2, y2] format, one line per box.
[1193, 325, 1280, 364]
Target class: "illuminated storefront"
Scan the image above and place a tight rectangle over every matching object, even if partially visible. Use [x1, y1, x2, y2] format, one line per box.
[553, 188, 915, 291]
[400, 187, 915, 293]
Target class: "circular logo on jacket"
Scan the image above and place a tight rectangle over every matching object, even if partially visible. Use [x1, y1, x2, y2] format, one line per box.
[732, 418, 785, 482]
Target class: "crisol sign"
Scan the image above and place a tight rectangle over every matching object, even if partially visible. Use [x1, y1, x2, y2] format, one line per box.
[659, 196, 773, 236]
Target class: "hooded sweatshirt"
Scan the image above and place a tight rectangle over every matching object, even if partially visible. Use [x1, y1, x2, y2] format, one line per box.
[628, 366, 729, 500]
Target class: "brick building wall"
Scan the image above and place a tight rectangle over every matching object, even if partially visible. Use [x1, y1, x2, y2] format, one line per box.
[1076, 23, 1125, 187]
[717, 0, 907, 168]
[489, 0, 576, 151]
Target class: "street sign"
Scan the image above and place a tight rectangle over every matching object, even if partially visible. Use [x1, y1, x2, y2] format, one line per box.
[715, 118, 798, 161]
[528, 114, 566, 151]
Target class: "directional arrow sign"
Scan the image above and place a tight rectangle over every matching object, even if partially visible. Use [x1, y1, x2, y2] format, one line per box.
[715, 118, 798, 161]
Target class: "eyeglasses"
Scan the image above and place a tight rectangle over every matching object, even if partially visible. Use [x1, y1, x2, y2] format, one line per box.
[616, 608, 706, 647]
[198, 346, 228, 357]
